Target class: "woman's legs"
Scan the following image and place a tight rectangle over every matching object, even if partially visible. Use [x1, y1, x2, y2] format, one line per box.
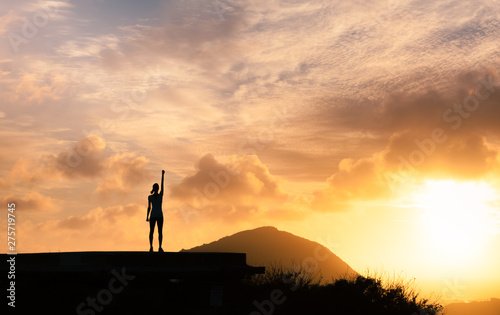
[157, 217, 164, 251]
[149, 218, 156, 251]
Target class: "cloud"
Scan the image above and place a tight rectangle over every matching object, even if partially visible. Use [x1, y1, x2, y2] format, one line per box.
[1, 203, 147, 252]
[78, 0, 252, 77]
[148, 0, 250, 63]
[144, 64, 500, 215]
[53, 135, 152, 198]
[1, 192, 60, 212]
[310, 126, 500, 211]
[57, 204, 141, 230]
[310, 132, 499, 212]
[6, 157, 56, 186]
[1, 135, 151, 199]
[52, 134, 107, 178]
[309, 67, 500, 135]
[311, 132, 500, 212]
[0, 134, 106, 186]
[170, 153, 288, 221]
[56, 211, 97, 230]
[311, 153, 392, 212]
[0, 10, 20, 36]
[2, 0, 500, 253]
[0, 70, 76, 121]
[94, 153, 150, 199]
[382, 131, 498, 179]
[13, 72, 71, 105]
[310, 67, 500, 211]
[58, 34, 120, 58]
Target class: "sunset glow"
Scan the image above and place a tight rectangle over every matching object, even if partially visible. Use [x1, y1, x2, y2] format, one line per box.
[414, 180, 495, 265]
[1, 0, 500, 308]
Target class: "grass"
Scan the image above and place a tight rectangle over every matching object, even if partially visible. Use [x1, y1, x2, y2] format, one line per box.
[240, 263, 443, 315]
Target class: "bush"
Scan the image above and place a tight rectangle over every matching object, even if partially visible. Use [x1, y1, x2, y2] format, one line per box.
[240, 264, 443, 315]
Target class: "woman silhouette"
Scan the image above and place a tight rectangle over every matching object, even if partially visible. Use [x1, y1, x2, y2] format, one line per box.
[146, 170, 165, 252]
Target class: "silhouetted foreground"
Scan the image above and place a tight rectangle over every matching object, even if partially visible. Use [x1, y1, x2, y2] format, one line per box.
[1, 251, 264, 314]
[238, 265, 443, 315]
[1, 252, 442, 314]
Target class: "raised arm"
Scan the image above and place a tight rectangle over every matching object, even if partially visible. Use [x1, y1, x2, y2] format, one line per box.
[160, 170, 165, 196]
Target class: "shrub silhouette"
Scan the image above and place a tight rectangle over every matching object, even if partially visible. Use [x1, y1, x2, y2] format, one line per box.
[239, 263, 443, 315]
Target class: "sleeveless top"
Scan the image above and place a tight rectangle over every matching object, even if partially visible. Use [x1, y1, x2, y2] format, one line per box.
[149, 193, 163, 218]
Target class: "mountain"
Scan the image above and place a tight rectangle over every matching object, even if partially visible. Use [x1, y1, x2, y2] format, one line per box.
[444, 298, 500, 315]
[181, 226, 358, 281]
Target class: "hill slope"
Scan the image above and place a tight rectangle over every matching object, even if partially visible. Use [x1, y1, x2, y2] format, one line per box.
[182, 226, 357, 281]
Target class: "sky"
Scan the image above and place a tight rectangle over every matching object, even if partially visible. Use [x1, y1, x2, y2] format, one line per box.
[1, 0, 500, 304]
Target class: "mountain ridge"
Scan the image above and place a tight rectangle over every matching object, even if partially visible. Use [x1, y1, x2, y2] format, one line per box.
[182, 226, 358, 281]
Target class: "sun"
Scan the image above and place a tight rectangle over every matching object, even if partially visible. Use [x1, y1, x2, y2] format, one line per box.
[412, 180, 496, 267]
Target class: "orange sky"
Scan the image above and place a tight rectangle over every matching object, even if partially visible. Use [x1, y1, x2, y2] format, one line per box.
[1, 0, 500, 304]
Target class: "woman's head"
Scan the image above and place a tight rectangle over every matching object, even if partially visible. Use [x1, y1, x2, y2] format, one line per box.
[151, 183, 159, 194]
